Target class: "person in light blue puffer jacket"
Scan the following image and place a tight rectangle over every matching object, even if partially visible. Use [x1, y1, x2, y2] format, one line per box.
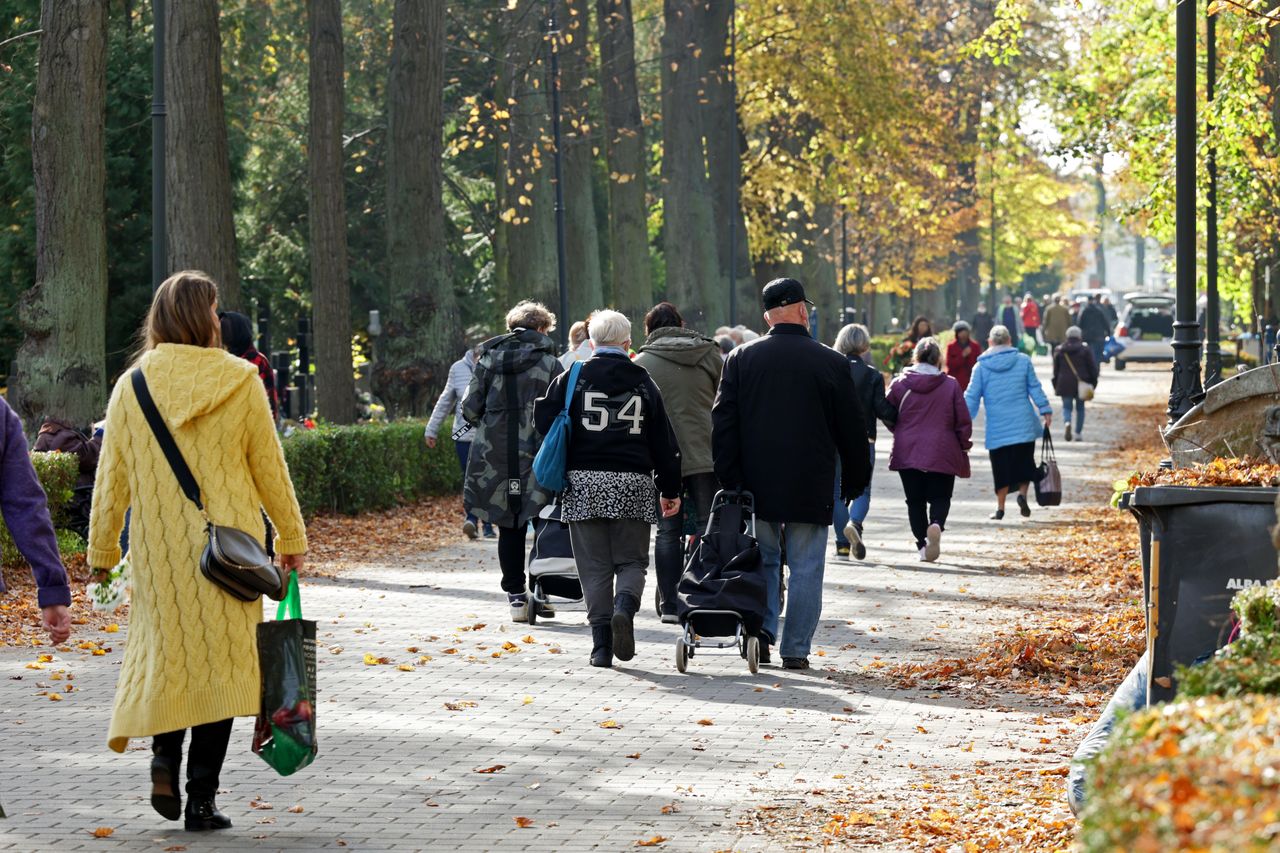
[964, 325, 1053, 521]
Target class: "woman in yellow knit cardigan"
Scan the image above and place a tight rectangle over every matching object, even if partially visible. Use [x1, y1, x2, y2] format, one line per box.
[88, 272, 307, 832]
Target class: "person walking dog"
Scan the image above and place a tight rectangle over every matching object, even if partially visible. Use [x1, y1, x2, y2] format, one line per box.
[713, 279, 869, 669]
[633, 302, 722, 622]
[463, 301, 563, 623]
[831, 323, 896, 560]
[535, 310, 682, 667]
[964, 325, 1052, 520]
[88, 271, 308, 832]
[886, 339, 972, 562]
[1052, 326, 1100, 442]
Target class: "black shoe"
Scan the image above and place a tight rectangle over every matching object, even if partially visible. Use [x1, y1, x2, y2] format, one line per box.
[611, 610, 636, 662]
[149, 753, 182, 821]
[590, 625, 613, 668]
[184, 796, 232, 831]
[758, 642, 771, 665]
[1017, 494, 1032, 517]
[990, 509, 1005, 521]
[782, 656, 810, 670]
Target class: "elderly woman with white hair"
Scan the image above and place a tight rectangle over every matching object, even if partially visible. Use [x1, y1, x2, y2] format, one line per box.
[831, 323, 897, 560]
[964, 324, 1053, 520]
[535, 310, 683, 668]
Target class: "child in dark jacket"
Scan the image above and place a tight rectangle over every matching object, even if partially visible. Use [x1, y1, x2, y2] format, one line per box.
[534, 310, 682, 669]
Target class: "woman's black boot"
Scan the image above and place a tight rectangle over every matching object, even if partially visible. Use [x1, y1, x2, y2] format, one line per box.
[184, 795, 232, 831]
[149, 746, 182, 821]
[590, 624, 613, 668]
[611, 593, 639, 662]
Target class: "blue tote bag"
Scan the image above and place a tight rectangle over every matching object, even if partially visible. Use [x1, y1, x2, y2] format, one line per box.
[532, 361, 583, 493]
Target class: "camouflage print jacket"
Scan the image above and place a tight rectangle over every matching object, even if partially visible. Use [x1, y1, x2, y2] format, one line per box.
[462, 328, 563, 528]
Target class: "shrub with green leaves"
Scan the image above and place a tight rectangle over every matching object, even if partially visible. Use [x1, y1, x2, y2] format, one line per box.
[0, 451, 82, 568]
[282, 419, 463, 517]
[1177, 581, 1280, 698]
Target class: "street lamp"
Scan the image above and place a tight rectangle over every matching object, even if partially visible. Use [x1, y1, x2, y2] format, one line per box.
[1204, 2, 1222, 389]
[545, 1, 569, 351]
[1168, 0, 1203, 422]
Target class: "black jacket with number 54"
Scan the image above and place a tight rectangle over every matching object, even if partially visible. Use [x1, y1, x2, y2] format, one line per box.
[534, 351, 683, 500]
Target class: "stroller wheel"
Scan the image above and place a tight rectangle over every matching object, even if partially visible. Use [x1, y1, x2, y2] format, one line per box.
[527, 591, 538, 626]
[745, 636, 760, 674]
[675, 637, 688, 673]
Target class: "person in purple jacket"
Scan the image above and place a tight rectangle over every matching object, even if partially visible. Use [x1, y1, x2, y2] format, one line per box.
[0, 396, 72, 644]
[885, 338, 973, 562]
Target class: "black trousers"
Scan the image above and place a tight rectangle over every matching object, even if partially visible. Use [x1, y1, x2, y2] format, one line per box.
[654, 473, 719, 614]
[152, 718, 234, 799]
[497, 524, 528, 594]
[898, 469, 956, 547]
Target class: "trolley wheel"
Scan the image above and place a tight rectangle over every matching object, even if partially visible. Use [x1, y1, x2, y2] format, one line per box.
[746, 636, 760, 674]
[1114, 358, 1127, 371]
[527, 593, 538, 626]
[675, 638, 688, 673]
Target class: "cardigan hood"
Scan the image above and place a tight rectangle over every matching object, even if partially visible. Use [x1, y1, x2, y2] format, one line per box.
[138, 344, 259, 429]
[639, 326, 719, 367]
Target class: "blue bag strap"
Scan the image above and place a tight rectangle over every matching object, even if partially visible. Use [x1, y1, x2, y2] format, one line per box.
[562, 361, 583, 414]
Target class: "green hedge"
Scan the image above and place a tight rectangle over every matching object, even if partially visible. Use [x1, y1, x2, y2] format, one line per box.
[0, 451, 84, 568]
[1177, 582, 1280, 698]
[283, 418, 463, 517]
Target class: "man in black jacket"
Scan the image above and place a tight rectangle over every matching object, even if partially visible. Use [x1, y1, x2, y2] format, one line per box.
[1078, 296, 1112, 366]
[712, 279, 870, 669]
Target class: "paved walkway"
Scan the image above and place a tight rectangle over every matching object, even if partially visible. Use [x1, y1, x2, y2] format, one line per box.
[0, 361, 1168, 851]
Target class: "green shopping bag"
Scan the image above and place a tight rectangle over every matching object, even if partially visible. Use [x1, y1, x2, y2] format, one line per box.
[1019, 334, 1037, 356]
[253, 571, 318, 776]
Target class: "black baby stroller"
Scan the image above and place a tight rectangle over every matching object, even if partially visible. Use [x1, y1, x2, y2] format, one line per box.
[526, 503, 582, 625]
[675, 490, 769, 674]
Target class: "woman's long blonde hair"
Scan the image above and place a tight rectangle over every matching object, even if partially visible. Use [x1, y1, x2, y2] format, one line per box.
[137, 271, 221, 359]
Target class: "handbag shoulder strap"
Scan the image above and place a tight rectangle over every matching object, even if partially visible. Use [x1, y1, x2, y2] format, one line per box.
[131, 369, 206, 514]
[1040, 427, 1057, 462]
[1064, 349, 1083, 381]
[562, 360, 583, 415]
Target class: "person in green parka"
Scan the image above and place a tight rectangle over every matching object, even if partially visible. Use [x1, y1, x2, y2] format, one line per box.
[463, 301, 564, 622]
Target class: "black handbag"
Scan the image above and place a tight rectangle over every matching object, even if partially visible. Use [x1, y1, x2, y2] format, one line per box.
[132, 370, 285, 602]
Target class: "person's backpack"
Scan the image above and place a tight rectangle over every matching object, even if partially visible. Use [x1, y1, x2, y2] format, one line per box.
[531, 361, 583, 493]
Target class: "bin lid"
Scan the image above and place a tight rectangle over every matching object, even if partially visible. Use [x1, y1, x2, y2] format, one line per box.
[1128, 485, 1279, 507]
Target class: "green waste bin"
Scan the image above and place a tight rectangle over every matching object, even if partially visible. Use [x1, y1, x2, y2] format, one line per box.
[1123, 486, 1279, 703]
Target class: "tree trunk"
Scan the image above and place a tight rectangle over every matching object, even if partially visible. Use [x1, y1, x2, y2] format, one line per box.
[596, 0, 651, 340]
[1094, 155, 1107, 289]
[166, 0, 241, 309]
[380, 0, 460, 416]
[13, 0, 109, 433]
[557, 0, 604, 323]
[660, 0, 720, 330]
[496, 3, 558, 319]
[309, 0, 355, 424]
[701, 0, 753, 327]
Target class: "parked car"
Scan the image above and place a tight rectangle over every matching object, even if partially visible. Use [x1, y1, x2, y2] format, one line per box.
[1113, 294, 1175, 370]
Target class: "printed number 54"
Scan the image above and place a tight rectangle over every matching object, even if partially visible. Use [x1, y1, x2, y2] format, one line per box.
[581, 392, 644, 435]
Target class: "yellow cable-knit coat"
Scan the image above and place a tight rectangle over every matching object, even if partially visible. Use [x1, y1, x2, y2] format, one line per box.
[88, 344, 307, 753]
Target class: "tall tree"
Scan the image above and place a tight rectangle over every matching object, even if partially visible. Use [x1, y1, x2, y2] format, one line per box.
[558, 0, 604, 321]
[596, 0, 651, 338]
[701, 0, 753, 327]
[495, 2, 558, 315]
[12, 0, 109, 432]
[380, 0, 461, 414]
[660, 0, 721, 329]
[167, 0, 241, 308]
[309, 0, 355, 423]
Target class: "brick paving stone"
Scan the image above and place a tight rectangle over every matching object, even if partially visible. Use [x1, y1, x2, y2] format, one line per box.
[0, 364, 1165, 851]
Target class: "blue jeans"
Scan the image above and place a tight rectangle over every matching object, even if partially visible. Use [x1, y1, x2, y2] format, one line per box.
[1061, 396, 1086, 432]
[756, 521, 828, 658]
[455, 442, 494, 534]
[833, 444, 875, 547]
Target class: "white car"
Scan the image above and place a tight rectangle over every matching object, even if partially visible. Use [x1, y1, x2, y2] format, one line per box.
[1113, 294, 1175, 370]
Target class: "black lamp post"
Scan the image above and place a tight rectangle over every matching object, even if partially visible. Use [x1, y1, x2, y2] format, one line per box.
[1204, 2, 1223, 389]
[1168, 0, 1203, 423]
[151, 0, 166, 291]
[840, 209, 848, 327]
[727, 0, 738, 327]
[545, 1, 569, 351]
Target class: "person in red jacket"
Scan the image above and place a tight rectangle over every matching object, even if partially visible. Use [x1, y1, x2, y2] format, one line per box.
[1020, 293, 1042, 347]
[944, 321, 982, 391]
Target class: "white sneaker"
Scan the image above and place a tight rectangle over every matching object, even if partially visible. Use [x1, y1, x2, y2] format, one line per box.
[509, 595, 529, 623]
[462, 520, 478, 540]
[1075, 433, 1084, 442]
[924, 523, 942, 562]
[917, 546, 928, 561]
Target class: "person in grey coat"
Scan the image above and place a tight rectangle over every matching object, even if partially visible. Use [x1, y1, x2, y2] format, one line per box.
[463, 301, 563, 623]
[633, 301, 723, 623]
[426, 346, 494, 539]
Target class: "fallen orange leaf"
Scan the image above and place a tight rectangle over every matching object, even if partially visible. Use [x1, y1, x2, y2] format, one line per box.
[514, 816, 534, 828]
[635, 837, 667, 847]
[474, 764, 506, 774]
[90, 827, 114, 838]
[697, 719, 714, 726]
[599, 719, 622, 729]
